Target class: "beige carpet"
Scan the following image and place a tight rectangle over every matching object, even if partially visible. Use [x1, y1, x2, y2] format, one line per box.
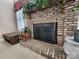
[0, 40, 47, 59]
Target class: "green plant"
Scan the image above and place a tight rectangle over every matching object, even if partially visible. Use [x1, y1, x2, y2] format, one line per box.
[23, 27, 27, 32]
[22, 0, 49, 18]
[20, 27, 32, 41]
[35, 0, 48, 10]
[22, 2, 36, 18]
[72, 1, 79, 12]
[58, 0, 66, 13]
[59, 0, 66, 7]
[23, 27, 32, 35]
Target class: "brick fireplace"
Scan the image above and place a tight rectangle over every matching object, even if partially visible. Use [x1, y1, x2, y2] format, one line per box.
[25, 2, 78, 45]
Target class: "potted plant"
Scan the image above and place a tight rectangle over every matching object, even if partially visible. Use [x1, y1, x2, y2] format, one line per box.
[22, 0, 49, 18]
[20, 27, 31, 41]
[23, 2, 36, 19]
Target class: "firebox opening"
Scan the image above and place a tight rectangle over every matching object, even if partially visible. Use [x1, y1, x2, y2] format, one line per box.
[33, 22, 58, 44]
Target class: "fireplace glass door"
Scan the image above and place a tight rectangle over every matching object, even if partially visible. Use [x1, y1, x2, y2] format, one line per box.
[33, 23, 57, 44]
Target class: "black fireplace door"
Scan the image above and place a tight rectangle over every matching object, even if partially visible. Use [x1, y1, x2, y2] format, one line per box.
[33, 23, 57, 44]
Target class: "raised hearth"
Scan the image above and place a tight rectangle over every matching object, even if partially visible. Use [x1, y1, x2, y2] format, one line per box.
[20, 39, 66, 59]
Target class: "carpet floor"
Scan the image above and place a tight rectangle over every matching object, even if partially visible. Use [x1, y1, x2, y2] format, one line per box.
[0, 40, 47, 59]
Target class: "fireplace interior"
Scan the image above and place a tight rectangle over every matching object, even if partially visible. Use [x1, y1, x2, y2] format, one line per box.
[33, 22, 57, 44]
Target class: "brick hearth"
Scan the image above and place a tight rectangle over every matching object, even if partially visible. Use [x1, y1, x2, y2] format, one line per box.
[20, 39, 66, 59]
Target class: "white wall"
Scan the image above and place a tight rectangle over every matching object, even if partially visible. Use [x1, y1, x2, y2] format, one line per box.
[0, 0, 18, 38]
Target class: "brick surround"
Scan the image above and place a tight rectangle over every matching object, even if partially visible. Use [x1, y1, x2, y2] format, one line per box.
[25, 2, 78, 45]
